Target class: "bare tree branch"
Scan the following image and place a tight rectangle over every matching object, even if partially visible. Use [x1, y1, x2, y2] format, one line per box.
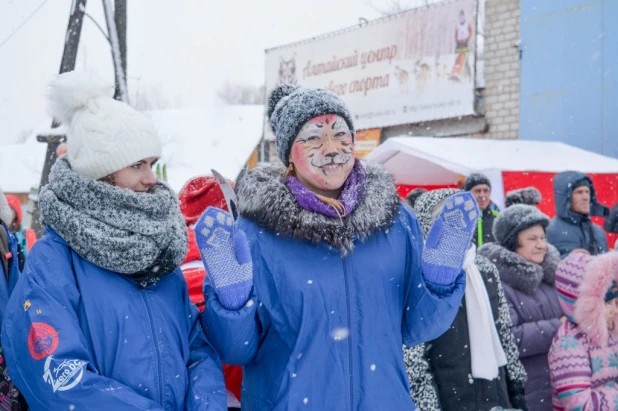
[217, 82, 265, 105]
[130, 82, 181, 111]
[113, 0, 127, 100]
[82, 10, 109, 42]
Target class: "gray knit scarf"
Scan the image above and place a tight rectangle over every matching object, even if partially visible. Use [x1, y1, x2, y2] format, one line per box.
[40, 157, 187, 288]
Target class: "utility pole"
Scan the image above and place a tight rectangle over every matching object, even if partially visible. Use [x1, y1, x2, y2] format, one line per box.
[102, 0, 128, 102]
[31, 0, 88, 236]
[113, 0, 127, 101]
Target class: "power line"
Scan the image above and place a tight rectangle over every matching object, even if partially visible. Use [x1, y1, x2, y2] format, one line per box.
[0, 0, 50, 51]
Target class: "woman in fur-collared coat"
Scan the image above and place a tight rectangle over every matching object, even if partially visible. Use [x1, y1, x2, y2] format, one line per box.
[196, 85, 481, 410]
[479, 205, 563, 410]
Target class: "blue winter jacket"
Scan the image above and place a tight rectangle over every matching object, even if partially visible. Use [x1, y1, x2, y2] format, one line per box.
[201, 165, 465, 411]
[546, 171, 609, 258]
[0, 222, 20, 326]
[1, 228, 226, 410]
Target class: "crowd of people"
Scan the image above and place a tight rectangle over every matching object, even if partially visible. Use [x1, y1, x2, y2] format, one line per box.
[0, 71, 617, 410]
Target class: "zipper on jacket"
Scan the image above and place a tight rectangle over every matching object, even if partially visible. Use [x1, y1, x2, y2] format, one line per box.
[343, 258, 354, 411]
[141, 290, 165, 406]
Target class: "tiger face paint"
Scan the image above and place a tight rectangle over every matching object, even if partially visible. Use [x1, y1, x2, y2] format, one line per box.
[290, 114, 354, 197]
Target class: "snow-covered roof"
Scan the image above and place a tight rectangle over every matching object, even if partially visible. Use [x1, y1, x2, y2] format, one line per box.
[0, 105, 264, 194]
[144, 105, 264, 191]
[366, 137, 618, 186]
[0, 141, 47, 193]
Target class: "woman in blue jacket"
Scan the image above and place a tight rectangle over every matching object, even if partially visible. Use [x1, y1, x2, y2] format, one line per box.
[1, 72, 226, 410]
[196, 85, 479, 410]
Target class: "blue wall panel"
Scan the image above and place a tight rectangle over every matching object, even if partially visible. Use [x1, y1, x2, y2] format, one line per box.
[520, 0, 618, 158]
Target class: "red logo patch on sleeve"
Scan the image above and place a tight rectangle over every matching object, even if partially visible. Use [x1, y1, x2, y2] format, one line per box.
[28, 322, 59, 360]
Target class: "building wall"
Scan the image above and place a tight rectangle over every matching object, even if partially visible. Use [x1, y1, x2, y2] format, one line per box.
[519, 0, 618, 158]
[381, 0, 521, 140]
[260, 0, 524, 163]
[481, 0, 520, 139]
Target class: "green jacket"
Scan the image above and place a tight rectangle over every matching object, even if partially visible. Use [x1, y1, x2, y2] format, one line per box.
[472, 207, 499, 247]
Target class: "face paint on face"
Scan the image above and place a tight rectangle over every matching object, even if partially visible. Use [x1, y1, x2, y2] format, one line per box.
[290, 114, 354, 198]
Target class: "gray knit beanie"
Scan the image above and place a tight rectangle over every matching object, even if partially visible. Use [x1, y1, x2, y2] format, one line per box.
[493, 204, 550, 251]
[267, 85, 355, 166]
[464, 173, 491, 191]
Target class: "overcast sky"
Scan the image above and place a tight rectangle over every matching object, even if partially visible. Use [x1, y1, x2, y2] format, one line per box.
[0, 0, 433, 144]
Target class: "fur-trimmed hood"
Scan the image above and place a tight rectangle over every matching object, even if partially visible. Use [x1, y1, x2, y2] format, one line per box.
[559, 251, 618, 347]
[236, 163, 400, 254]
[553, 171, 608, 223]
[478, 242, 560, 295]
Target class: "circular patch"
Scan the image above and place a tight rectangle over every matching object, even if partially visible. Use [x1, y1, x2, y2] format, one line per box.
[28, 322, 59, 360]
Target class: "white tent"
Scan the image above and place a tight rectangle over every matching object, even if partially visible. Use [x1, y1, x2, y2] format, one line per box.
[365, 137, 618, 209]
[0, 105, 264, 194]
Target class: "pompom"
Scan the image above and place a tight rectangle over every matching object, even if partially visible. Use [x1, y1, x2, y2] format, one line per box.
[267, 84, 298, 120]
[47, 71, 113, 125]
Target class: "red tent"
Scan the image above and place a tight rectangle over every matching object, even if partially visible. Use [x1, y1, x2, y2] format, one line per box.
[366, 137, 618, 245]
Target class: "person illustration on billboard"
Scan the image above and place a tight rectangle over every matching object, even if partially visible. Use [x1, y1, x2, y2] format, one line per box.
[452, 9, 473, 81]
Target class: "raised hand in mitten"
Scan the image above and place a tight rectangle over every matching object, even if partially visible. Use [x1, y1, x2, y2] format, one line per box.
[422, 192, 479, 286]
[195, 207, 253, 310]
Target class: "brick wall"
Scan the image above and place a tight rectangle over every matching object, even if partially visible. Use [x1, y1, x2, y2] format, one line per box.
[482, 0, 520, 139]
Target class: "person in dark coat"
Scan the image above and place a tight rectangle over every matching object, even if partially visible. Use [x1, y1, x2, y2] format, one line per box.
[196, 84, 480, 410]
[505, 187, 542, 208]
[546, 171, 609, 258]
[465, 173, 499, 246]
[406, 188, 427, 209]
[1, 72, 226, 410]
[604, 203, 618, 250]
[479, 204, 563, 410]
[404, 189, 528, 411]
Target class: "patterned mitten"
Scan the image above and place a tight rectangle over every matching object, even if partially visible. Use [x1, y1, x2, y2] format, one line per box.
[422, 192, 479, 285]
[195, 207, 253, 310]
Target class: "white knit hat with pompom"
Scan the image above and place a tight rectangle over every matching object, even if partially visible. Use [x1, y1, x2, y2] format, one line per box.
[47, 71, 161, 180]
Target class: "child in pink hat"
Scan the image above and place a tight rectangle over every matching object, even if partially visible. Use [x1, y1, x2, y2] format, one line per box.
[550, 251, 618, 410]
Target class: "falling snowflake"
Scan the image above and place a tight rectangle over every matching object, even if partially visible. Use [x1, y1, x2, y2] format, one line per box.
[331, 328, 350, 341]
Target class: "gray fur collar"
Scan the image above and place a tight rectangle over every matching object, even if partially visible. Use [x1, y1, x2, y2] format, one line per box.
[478, 242, 560, 295]
[236, 163, 400, 254]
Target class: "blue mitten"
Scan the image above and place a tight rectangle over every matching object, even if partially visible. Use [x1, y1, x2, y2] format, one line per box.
[422, 192, 479, 285]
[195, 207, 253, 310]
